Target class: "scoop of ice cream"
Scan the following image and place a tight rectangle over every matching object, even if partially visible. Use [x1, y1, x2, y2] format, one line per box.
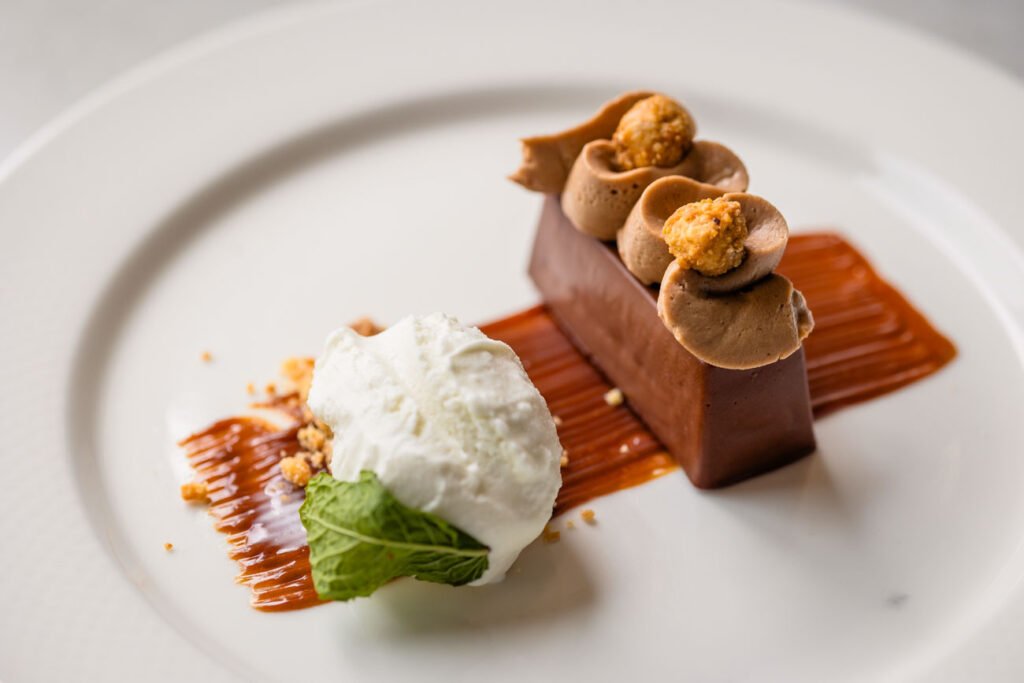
[306, 313, 563, 584]
[612, 94, 696, 170]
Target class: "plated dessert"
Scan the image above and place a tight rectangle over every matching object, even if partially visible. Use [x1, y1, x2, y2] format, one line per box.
[179, 91, 956, 609]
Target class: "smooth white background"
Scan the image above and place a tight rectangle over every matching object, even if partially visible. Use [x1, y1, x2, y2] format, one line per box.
[2, 0, 1024, 159]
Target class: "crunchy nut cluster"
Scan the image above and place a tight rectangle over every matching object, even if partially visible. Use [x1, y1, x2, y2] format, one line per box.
[663, 197, 748, 276]
[612, 94, 695, 171]
[279, 455, 313, 487]
[180, 480, 209, 503]
[279, 419, 334, 487]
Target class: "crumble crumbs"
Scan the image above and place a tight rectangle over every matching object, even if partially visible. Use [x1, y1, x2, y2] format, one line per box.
[180, 480, 209, 504]
[581, 509, 597, 525]
[280, 455, 312, 487]
[245, 382, 256, 395]
[200, 351, 213, 363]
[566, 520, 576, 530]
[552, 415, 563, 427]
[164, 542, 174, 551]
[349, 317, 384, 337]
[264, 382, 277, 396]
[560, 450, 570, 468]
[603, 387, 624, 407]
[542, 525, 561, 544]
[281, 356, 316, 401]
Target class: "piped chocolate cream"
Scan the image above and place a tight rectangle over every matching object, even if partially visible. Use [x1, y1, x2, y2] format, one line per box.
[658, 194, 812, 369]
[509, 90, 654, 193]
[511, 92, 749, 241]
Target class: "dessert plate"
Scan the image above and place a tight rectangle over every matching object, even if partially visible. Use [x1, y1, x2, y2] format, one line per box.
[2, 1, 1024, 681]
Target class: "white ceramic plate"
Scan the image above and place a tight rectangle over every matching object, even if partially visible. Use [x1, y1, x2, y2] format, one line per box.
[3, 1, 1024, 681]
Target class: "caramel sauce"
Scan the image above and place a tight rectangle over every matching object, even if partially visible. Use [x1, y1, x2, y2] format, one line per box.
[181, 231, 955, 611]
[779, 233, 957, 416]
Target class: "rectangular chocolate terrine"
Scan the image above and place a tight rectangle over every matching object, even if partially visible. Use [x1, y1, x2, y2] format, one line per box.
[529, 196, 816, 489]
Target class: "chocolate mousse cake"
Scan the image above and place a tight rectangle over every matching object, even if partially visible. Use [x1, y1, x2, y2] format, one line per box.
[513, 92, 816, 488]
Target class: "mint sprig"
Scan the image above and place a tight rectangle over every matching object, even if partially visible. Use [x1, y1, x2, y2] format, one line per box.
[300, 471, 489, 601]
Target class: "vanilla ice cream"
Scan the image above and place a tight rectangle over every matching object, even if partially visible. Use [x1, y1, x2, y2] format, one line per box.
[306, 313, 563, 584]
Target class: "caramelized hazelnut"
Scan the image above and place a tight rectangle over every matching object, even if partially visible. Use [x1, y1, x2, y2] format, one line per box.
[612, 95, 695, 171]
[662, 198, 747, 276]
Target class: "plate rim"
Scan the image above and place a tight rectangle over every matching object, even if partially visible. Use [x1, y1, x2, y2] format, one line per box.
[3, 1, 1024, 681]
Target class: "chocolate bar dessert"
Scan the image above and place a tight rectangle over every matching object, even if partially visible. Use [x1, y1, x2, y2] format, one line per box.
[513, 92, 816, 488]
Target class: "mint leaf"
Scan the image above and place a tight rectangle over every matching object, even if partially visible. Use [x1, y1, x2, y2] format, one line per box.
[299, 471, 489, 601]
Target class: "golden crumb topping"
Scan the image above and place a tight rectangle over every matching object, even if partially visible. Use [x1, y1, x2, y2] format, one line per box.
[281, 356, 315, 401]
[581, 509, 597, 525]
[603, 387, 624, 407]
[541, 525, 561, 543]
[180, 480, 209, 504]
[663, 197, 748, 276]
[164, 542, 174, 551]
[200, 351, 213, 363]
[280, 455, 312, 487]
[349, 317, 384, 337]
[612, 94, 695, 171]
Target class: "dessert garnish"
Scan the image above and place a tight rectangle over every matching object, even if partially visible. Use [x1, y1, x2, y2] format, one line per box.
[508, 90, 654, 193]
[300, 313, 562, 597]
[657, 192, 812, 370]
[611, 94, 696, 171]
[300, 471, 491, 600]
[512, 91, 748, 241]
[617, 176, 724, 284]
[662, 196, 748, 276]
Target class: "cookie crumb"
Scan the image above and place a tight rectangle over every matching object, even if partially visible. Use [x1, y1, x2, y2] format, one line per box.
[200, 351, 213, 363]
[349, 317, 384, 337]
[180, 480, 209, 504]
[566, 520, 576, 530]
[245, 382, 256, 395]
[280, 455, 312, 487]
[560, 450, 570, 468]
[542, 525, 561, 544]
[281, 356, 316, 401]
[581, 509, 597, 525]
[264, 382, 277, 396]
[603, 388, 624, 407]
[163, 542, 174, 552]
[552, 415, 563, 426]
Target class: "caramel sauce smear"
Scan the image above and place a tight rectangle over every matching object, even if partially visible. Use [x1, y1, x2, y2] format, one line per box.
[181, 231, 955, 611]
